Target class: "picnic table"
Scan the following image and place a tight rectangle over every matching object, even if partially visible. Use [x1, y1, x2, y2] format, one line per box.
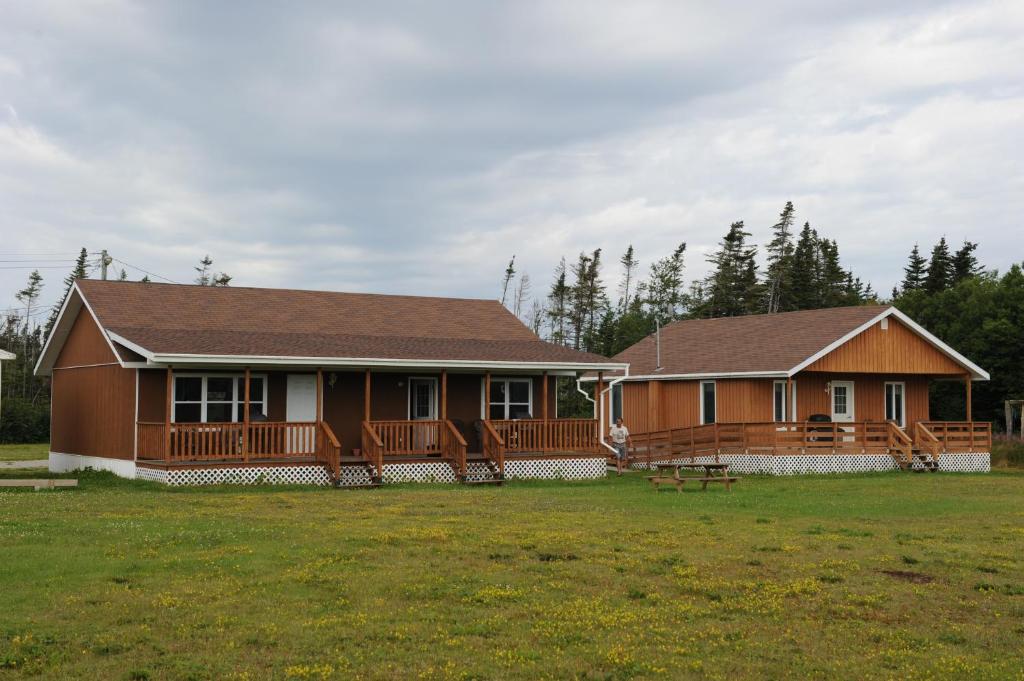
[645, 462, 739, 492]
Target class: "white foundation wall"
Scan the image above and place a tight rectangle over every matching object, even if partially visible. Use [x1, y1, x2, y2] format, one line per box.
[49, 452, 136, 478]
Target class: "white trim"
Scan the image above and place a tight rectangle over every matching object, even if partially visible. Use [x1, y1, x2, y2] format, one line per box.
[581, 370, 787, 383]
[773, 380, 787, 422]
[885, 381, 906, 428]
[34, 283, 82, 375]
[486, 376, 534, 419]
[105, 332, 156, 361]
[407, 376, 439, 420]
[789, 307, 989, 380]
[830, 380, 855, 422]
[700, 380, 716, 425]
[133, 369, 139, 461]
[34, 283, 127, 376]
[171, 372, 269, 423]
[791, 380, 798, 421]
[49, 451, 136, 479]
[51, 362, 121, 370]
[0, 349, 15, 360]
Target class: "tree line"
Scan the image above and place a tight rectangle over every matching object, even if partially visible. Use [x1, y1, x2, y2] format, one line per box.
[501, 201, 1021, 427]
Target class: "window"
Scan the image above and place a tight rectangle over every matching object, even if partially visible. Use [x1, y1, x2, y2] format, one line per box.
[611, 383, 623, 423]
[885, 382, 905, 427]
[172, 374, 266, 423]
[773, 381, 787, 422]
[700, 381, 716, 425]
[488, 378, 532, 419]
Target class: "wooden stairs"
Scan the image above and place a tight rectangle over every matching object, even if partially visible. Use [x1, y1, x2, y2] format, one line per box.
[331, 455, 383, 489]
[457, 453, 504, 486]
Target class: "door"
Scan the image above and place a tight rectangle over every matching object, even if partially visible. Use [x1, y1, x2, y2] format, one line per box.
[286, 374, 317, 453]
[831, 381, 855, 423]
[408, 378, 438, 450]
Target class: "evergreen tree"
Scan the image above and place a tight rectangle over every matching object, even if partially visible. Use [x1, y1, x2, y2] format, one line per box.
[924, 237, 953, 294]
[902, 243, 927, 292]
[789, 223, 820, 310]
[618, 245, 638, 312]
[194, 255, 232, 287]
[646, 243, 687, 324]
[817, 239, 849, 307]
[45, 247, 89, 338]
[764, 201, 796, 313]
[499, 256, 516, 306]
[952, 240, 981, 283]
[15, 270, 43, 398]
[546, 258, 570, 345]
[702, 222, 759, 317]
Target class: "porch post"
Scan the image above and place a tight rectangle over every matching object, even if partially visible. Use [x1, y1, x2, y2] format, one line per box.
[440, 369, 447, 422]
[243, 368, 251, 463]
[965, 374, 972, 422]
[364, 369, 371, 422]
[316, 369, 323, 458]
[164, 366, 173, 463]
[542, 371, 548, 421]
[484, 371, 491, 420]
[786, 377, 793, 421]
[596, 371, 604, 446]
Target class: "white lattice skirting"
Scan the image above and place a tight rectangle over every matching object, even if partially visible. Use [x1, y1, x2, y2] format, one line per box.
[138, 465, 332, 486]
[380, 461, 457, 484]
[504, 457, 607, 480]
[631, 453, 990, 475]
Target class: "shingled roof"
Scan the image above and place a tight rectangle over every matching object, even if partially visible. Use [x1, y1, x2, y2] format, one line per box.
[38, 280, 624, 372]
[605, 305, 987, 379]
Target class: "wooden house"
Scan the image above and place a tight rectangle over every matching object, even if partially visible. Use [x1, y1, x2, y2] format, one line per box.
[36, 280, 625, 486]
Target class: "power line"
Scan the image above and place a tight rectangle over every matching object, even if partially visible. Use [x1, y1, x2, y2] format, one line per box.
[0, 265, 81, 270]
[0, 259, 77, 263]
[110, 257, 179, 284]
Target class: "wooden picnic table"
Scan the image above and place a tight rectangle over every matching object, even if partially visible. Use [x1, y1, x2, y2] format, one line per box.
[646, 462, 739, 492]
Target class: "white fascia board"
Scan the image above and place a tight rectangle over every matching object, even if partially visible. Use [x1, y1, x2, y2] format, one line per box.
[141, 352, 629, 373]
[106, 332, 156, 361]
[35, 282, 127, 376]
[580, 370, 787, 383]
[787, 306, 989, 381]
[0, 349, 15, 360]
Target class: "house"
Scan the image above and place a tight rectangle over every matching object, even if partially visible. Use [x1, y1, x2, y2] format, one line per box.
[36, 280, 626, 486]
[591, 305, 992, 474]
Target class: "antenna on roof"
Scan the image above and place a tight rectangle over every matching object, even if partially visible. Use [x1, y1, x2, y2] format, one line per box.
[655, 318, 662, 371]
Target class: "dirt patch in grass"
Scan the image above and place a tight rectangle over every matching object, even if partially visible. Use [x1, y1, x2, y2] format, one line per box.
[881, 569, 934, 584]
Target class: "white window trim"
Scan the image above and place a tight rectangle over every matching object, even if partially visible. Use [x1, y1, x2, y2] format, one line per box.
[830, 380, 856, 420]
[773, 380, 787, 422]
[700, 380, 716, 425]
[484, 376, 534, 420]
[406, 376, 439, 420]
[885, 381, 906, 428]
[171, 372, 268, 423]
[791, 380, 798, 421]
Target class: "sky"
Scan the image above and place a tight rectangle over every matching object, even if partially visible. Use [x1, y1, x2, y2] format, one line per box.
[2, 0, 1022, 319]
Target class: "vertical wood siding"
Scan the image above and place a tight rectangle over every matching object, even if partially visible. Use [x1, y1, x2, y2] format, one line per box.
[793, 373, 930, 423]
[54, 307, 118, 367]
[803, 317, 966, 374]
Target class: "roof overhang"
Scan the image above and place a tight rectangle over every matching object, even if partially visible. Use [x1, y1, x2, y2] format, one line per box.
[35, 282, 125, 377]
[0, 349, 15, 361]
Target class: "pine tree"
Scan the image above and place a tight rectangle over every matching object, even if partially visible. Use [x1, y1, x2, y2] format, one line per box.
[924, 237, 953, 294]
[195, 255, 232, 287]
[646, 243, 687, 324]
[817, 239, 848, 307]
[546, 259, 570, 345]
[703, 221, 759, 317]
[15, 270, 43, 398]
[764, 201, 796, 313]
[500, 256, 516, 306]
[618, 245, 638, 311]
[45, 247, 89, 338]
[790, 223, 820, 310]
[902, 244, 927, 292]
[952, 240, 981, 283]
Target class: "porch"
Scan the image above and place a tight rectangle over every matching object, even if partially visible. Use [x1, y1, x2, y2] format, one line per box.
[626, 420, 992, 471]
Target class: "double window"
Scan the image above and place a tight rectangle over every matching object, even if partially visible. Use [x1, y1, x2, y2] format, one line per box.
[173, 374, 266, 423]
[700, 381, 716, 425]
[488, 378, 533, 419]
[885, 382, 905, 427]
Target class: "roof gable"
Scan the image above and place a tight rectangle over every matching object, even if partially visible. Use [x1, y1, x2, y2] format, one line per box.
[54, 306, 120, 368]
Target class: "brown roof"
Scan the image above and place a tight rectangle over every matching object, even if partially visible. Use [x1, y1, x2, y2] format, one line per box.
[612, 305, 890, 376]
[76, 280, 618, 366]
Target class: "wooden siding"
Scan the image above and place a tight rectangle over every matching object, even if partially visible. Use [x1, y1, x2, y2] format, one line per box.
[793, 372, 930, 423]
[54, 307, 118, 367]
[51, 365, 136, 459]
[803, 317, 966, 374]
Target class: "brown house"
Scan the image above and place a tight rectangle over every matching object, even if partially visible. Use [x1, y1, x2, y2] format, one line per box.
[37, 280, 626, 486]
[590, 305, 991, 473]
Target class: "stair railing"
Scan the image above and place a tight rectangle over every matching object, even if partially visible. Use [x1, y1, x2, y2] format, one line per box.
[319, 422, 342, 482]
[887, 422, 914, 467]
[481, 419, 505, 477]
[913, 422, 942, 462]
[443, 420, 468, 479]
[360, 421, 384, 481]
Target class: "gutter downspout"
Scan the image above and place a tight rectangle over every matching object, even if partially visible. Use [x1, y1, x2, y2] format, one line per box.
[577, 369, 630, 456]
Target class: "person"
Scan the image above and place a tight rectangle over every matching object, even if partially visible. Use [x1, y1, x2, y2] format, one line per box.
[608, 417, 632, 476]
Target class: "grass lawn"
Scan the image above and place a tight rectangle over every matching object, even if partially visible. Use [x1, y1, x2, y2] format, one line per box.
[0, 443, 48, 462]
[1, 471, 1023, 680]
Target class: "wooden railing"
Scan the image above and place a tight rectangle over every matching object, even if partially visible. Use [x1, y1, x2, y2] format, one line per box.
[361, 421, 384, 480]
[913, 422, 942, 461]
[137, 421, 330, 464]
[137, 422, 166, 460]
[319, 422, 342, 481]
[370, 420, 443, 456]
[481, 420, 505, 476]
[920, 422, 992, 452]
[248, 422, 318, 458]
[443, 420, 468, 478]
[888, 422, 914, 466]
[486, 419, 599, 453]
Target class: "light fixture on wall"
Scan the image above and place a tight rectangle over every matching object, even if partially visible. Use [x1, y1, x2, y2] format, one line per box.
[825, 381, 831, 394]
[328, 373, 337, 389]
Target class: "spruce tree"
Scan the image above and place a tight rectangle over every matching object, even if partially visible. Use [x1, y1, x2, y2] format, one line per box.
[817, 239, 848, 307]
[195, 255, 232, 287]
[546, 259, 570, 345]
[952, 240, 981, 283]
[924, 237, 953, 294]
[902, 244, 927, 292]
[764, 201, 796, 313]
[790, 223, 820, 310]
[646, 243, 687, 324]
[45, 247, 89, 338]
[618, 245, 638, 311]
[499, 256, 516, 306]
[703, 221, 759, 317]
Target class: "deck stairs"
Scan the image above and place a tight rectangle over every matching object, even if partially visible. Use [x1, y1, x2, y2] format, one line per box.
[332, 455, 383, 488]
[458, 453, 504, 485]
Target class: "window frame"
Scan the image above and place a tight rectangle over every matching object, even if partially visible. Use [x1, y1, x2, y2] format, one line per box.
[406, 376, 439, 420]
[700, 380, 716, 425]
[884, 381, 906, 428]
[773, 380, 787, 422]
[171, 373, 268, 423]
[483, 377, 534, 420]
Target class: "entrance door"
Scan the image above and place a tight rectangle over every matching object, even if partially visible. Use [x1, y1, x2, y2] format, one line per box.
[409, 378, 437, 420]
[286, 374, 317, 453]
[831, 381, 855, 423]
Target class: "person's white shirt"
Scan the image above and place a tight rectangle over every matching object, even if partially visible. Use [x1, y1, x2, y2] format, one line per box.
[609, 424, 629, 444]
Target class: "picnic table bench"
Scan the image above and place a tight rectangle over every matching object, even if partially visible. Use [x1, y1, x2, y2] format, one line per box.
[645, 462, 739, 492]
[0, 479, 78, 491]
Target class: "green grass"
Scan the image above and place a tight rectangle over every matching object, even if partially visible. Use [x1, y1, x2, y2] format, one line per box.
[992, 437, 1024, 468]
[0, 443, 48, 462]
[2, 471, 1024, 680]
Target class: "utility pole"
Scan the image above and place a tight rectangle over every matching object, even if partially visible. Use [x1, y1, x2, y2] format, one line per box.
[100, 250, 112, 280]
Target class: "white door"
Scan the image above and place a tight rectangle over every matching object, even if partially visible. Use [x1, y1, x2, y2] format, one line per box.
[409, 378, 437, 420]
[286, 374, 317, 453]
[831, 381, 855, 423]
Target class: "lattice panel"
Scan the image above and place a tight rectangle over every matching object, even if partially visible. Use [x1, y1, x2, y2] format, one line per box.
[163, 465, 331, 487]
[937, 452, 990, 472]
[337, 465, 375, 487]
[135, 467, 168, 484]
[632, 454, 898, 475]
[504, 457, 606, 481]
[381, 462, 456, 484]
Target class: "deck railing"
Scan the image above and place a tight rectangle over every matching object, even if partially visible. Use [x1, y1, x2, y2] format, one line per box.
[370, 420, 444, 456]
[920, 422, 991, 452]
[486, 418, 599, 453]
[137, 421, 335, 465]
[627, 421, 985, 465]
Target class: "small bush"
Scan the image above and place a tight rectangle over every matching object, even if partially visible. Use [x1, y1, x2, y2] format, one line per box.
[991, 437, 1024, 468]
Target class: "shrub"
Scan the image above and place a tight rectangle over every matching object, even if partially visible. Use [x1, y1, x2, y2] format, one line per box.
[991, 437, 1024, 468]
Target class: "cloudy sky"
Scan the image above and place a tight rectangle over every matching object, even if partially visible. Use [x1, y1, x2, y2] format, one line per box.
[2, 0, 1022, 317]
